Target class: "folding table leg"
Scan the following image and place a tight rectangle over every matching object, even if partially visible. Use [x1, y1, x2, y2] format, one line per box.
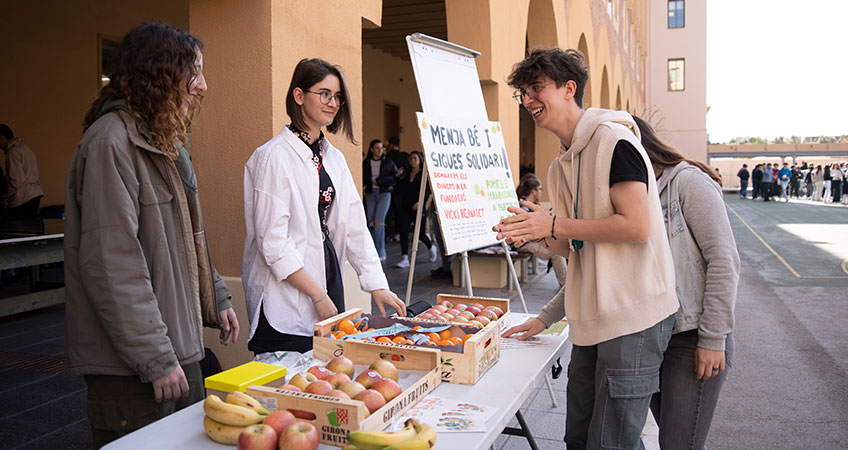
[501, 410, 540, 450]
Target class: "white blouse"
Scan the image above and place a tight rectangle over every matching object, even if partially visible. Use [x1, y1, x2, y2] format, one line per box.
[242, 127, 388, 338]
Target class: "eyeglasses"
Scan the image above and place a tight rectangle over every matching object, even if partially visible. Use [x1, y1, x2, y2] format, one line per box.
[307, 90, 345, 106]
[512, 82, 553, 104]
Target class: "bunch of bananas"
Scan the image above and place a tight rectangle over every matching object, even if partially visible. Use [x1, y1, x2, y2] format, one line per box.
[344, 419, 437, 450]
[202, 391, 270, 445]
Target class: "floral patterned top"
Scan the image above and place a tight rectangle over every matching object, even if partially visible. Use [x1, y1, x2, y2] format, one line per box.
[288, 124, 335, 235]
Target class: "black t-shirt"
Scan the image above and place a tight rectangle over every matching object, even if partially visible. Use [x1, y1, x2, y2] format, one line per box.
[609, 140, 648, 187]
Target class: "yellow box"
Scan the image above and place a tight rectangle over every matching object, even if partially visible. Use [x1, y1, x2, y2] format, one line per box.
[204, 361, 287, 399]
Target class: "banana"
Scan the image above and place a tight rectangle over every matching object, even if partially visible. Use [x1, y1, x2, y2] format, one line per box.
[203, 394, 266, 426]
[348, 420, 417, 450]
[226, 390, 271, 415]
[342, 446, 362, 450]
[383, 420, 437, 450]
[203, 415, 246, 445]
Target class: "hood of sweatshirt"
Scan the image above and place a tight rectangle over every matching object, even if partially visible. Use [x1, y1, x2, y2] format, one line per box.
[559, 108, 640, 159]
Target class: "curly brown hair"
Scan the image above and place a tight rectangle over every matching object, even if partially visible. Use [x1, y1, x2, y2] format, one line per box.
[508, 47, 589, 109]
[83, 23, 203, 158]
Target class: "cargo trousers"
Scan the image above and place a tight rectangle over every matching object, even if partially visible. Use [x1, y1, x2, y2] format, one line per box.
[565, 314, 675, 450]
[85, 362, 203, 449]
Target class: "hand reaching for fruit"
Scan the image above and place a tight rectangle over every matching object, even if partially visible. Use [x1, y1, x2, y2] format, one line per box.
[501, 317, 546, 341]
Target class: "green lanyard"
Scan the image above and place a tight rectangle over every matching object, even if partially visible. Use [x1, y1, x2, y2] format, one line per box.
[571, 153, 584, 251]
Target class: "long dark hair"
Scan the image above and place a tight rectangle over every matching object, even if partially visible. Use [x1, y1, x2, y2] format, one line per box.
[632, 115, 720, 183]
[83, 23, 202, 158]
[286, 58, 355, 144]
[516, 173, 541, 198]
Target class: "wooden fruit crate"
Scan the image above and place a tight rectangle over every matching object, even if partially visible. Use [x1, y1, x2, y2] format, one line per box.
[247, 339, 440, 447]
[429, 293, 511, 332]
[314, 306, 501, 385]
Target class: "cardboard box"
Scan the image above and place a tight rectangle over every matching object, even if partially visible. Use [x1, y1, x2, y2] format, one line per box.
[314, 303, 503, 385]
[247, 339, 440, 447]
[204, 361, 287, 399]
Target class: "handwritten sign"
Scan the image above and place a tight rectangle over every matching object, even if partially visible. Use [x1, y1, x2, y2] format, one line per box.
[416, 113, 519, 255]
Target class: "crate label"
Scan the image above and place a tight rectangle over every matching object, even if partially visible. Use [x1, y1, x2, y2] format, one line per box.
[320, 422, 350, 445]
[382, 380, 431, 423]
[477, 344, 498, 373]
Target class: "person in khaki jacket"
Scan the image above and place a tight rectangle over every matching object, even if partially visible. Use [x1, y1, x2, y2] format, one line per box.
[64, 23, 239, 448]
[0, 123, 44, 217]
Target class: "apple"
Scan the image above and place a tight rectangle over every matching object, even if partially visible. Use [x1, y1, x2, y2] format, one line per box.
[288, 373, 311, 391]
[486, 306, 504, 317]
[369, 360, 399, 382]
[454, 303, 468, 311]
[354, 369, 383, 388]
[304, 380, 333, 396]
[431, 314, 446, 322]
[437, 300, 454, 309]
[325, 372, 351, 388]
[278, 420, 319, 450]
[238, 424, 277, 450]
[372, 378, 403, 402]
[441, 313, 455, 321]
[474, 315, 491, 326]
[325, 356, 355, 378]
[446, 308, 461, 317]
[262, 410, 296, 437]
[306, 366, 331, 381]
[432, 304, 447, 313]
[465, 305, 482, 316]
[418, 312, 433, 320]
[288, 409, 317, 420]
[458, 311, 475, 321]
[277, 384, 302, 392]
[467, 320, 484, 329]
[355, 389, 387, 414]
[338, 380, 366, 399]
[470, 302, 485, 310]
[480, 310, 498, 321]
[326, 389, 351, 401]
[453, 316, 469, 323]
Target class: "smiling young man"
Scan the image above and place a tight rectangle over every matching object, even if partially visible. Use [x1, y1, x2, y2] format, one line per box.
[497, 48, 678, 449]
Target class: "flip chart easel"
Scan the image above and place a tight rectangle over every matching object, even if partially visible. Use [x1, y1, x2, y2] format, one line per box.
[404, 33, 556, 407]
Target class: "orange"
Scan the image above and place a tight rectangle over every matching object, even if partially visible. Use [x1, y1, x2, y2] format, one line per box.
[402, 339, 414, 345]
[392, 335, 406, 344]
[376, 336, 392, 344]
[438, 329, 453, 341]
[426, 332, 440, 342]
[423, 340, 436, 346]
[337, 319, 356, 335]
[449, 336, 463, 345]
[462, 334, 473, 344]
[334, 331, 347, 339]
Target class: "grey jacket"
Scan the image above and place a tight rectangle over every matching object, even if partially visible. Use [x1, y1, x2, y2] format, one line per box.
[64, 99, 231, 382]
[657, 162, 739, 351]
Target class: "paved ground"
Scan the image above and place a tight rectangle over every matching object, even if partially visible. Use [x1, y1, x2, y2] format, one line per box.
[1, 192, 846, 449]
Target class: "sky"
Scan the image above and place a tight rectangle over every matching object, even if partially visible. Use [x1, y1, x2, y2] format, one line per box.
[706, 0, 848, 143]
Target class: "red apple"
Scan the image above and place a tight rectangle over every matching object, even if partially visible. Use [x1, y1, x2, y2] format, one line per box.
[453, 316, 469, 323]
[470, 302, 485, 310]
[306, 366, 331, 381]
[262, 410, 296, 437]
[326, 389, 351, 401]
[418, 312, 434, 320]
[277, 384, 302, 392]
[305, 380, 333, 395]
[238, 424, 277, 450]
[454, 303, 468, 311]
[431, 314, 447, 322]
[287, 409, 317, 421]
[355, 389, 387, 414]
[288, 373, 312, 391]
[325, 372, 351, 388]
[474, 315, 491, 326]
[458, 311, 475, 321]
[354, 369, 383, 388]
[486, 306, 504, 317]
[467, 320, 483, 329]
[441, 313, 455, 321]
[465, 305, 482, 316]
[369, 360, 399, 382]
[325, 356, 355, 378]
[446, 308, 461, 317]
[437, 300, 454, 309]
[432, 304, 447, 313]
[480, 310, 498, 321]
[277, 420, 319, 450]
[372, 378, 403, 402]
[338, 380, 367, 399]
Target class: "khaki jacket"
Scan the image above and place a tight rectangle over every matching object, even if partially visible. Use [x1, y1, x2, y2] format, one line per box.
[64, 99, 231, 382]
[3, 138, 44, 209]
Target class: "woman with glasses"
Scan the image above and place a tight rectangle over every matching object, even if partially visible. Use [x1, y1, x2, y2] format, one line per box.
[243, 58, 405, 354]
[362, 139, 398, 261]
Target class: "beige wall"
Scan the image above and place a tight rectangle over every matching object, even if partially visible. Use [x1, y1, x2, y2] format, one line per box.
[361, 45, 422, 155]
[0, 1, 188, 208]
[647, 0, 707, 161]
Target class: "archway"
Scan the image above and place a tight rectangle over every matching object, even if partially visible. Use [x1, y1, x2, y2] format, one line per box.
[615, 85, 621, 110]
[600, 66, 610, 109]
[577, 33, 592, 108]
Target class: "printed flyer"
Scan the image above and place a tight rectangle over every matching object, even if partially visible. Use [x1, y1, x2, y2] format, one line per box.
[391, 396, 498, 433]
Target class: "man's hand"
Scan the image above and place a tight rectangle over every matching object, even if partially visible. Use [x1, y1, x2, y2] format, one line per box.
[152, 365, 189, 403]
[373, 289, 406, 317]
[695, 347, 726, 380]
[314, 295, 339, 321]
[493, 200, 553, 247]
[502, 318, 546, 341]
[218, 307, 239, 345]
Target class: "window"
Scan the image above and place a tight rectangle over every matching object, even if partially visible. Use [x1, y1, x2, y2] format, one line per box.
[668, 0, 685, 28]
[668, 59, 685, 91]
